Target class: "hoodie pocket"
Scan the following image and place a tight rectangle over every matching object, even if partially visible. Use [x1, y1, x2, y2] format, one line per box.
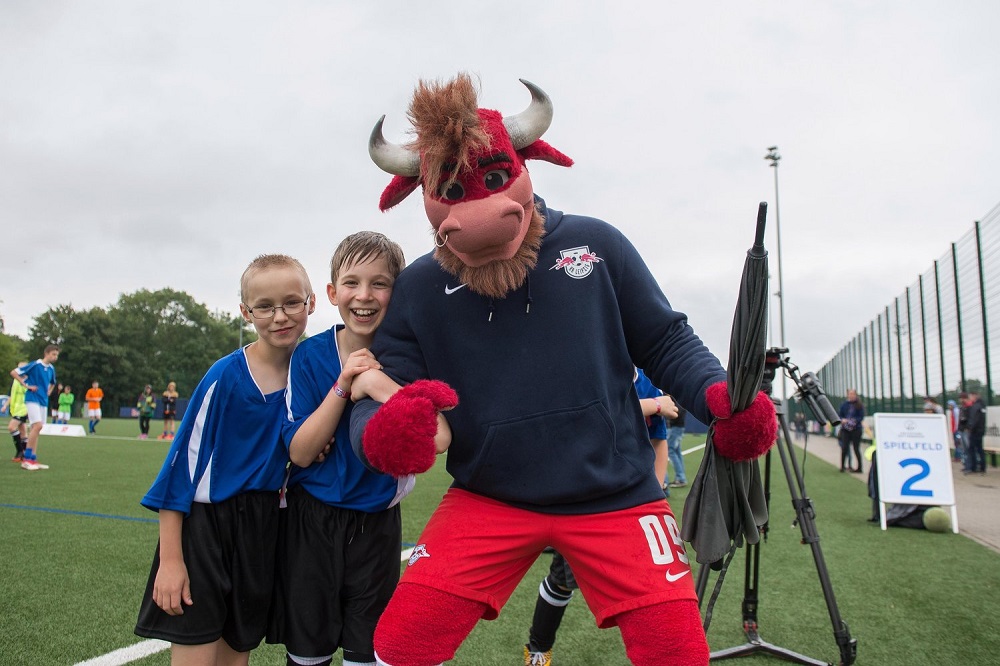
[465, 400, 646, 506]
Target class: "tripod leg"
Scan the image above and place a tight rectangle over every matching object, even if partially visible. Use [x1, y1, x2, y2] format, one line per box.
[705, 403, 857, 665]
[773, 410, 858, 666]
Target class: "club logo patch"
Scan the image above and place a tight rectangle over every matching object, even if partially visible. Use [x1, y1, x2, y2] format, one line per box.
[407, 544, 430, 566]
[549, 246, 603, 279]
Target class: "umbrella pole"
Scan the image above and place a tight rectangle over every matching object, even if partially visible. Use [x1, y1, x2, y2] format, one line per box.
[699, 398, 857, 666]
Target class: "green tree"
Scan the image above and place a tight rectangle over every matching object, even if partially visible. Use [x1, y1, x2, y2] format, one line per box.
[21, 289, 251, 415]
[0, 332, 26, 389]
[27, 306, 119, 416]
[953, 378, 994, 405]
[108, 289, 247, 410]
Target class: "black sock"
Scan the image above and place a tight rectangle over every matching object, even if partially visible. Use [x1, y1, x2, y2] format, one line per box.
[528, 576, 574, 652]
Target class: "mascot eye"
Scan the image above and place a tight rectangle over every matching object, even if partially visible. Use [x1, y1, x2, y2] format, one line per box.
[483, 169, 510, 191]
[441, 182, 465, 201]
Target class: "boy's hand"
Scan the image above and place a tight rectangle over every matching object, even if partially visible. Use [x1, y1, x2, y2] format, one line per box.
[312, 440, 333, 464]
[659, 394, 679, 420]
[337, 349, 382, 394]
[363, 380, 458, 475]
[350, 368, 401, 403]
[152, 559, 193, 616]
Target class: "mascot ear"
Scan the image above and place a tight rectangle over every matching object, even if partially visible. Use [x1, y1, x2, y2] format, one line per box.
[379, 175, 422, 211]
[517, 139, 573, 168]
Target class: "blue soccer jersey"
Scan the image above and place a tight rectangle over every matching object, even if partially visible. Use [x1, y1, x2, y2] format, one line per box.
[141, 348, 289, 515]
[16, 359, 57, 407]
[635, 368, 668, 441]
[284, 326, 404, 512]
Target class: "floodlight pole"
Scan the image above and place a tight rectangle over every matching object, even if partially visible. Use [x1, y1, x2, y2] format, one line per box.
[765, 146, 787, 404]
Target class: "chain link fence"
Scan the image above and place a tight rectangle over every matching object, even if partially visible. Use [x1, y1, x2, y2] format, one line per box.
[817, 200, 1000, 413]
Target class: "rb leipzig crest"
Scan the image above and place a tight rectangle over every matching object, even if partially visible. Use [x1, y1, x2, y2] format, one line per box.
[549, 246, 603, 279]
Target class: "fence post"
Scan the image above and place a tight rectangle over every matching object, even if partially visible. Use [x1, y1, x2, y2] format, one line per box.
[877, 312, 886, 413]
[895, 297, 905, 410]
[975, 220, 992, 405]
[906, 286, 917, 412]
[952, 242, 966, 401]
[884, 306, 895, 411]
[919, 273, 931, 397]
[934, 260, 946, 402]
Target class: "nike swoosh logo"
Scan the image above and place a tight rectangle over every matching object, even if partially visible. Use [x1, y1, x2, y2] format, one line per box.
[444, 284, 467, 295]
[665, 569, 690, 583]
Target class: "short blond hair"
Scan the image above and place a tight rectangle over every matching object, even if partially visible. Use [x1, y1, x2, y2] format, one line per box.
[329, 232, 405, 283]
[240, 254, 312, 302]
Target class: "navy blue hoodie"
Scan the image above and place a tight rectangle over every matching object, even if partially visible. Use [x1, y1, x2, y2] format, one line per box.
[351, 198, 725, 514]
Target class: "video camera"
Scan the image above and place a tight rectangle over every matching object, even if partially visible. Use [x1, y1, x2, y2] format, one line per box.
[762, 347, 841, 426]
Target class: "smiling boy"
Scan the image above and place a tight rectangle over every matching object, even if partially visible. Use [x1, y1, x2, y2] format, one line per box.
[136, 254, 314, 665]
[268, 231, 450, 666]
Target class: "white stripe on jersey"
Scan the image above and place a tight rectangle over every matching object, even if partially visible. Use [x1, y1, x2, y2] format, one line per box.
[189, 380, 217, 502]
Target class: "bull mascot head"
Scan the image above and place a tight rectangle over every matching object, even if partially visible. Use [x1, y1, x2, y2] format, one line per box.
[368, 73, 573, 299]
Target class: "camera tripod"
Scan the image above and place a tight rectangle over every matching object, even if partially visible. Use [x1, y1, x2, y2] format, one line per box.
[695, 348, 857, 666]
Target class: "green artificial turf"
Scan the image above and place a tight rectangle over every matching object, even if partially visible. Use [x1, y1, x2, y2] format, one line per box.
[1, 427, 997, 664]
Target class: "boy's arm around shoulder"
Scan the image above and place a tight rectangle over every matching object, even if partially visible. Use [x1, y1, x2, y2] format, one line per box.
[287, 386, 350, 467]
[285, 347, 381, 467]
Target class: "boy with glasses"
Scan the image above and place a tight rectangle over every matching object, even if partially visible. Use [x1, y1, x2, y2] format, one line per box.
[135, 254, 315, 665]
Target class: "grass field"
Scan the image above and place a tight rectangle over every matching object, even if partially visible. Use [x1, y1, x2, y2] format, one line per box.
[1, 418, 999, 665]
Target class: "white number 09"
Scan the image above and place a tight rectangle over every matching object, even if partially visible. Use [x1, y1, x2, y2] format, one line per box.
[639, 514, 689, 565]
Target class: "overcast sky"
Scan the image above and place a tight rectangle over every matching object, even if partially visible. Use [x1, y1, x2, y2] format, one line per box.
[2, 1, 997, 382]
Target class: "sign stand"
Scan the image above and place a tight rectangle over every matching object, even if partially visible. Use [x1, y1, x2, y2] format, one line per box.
[873, 413, 958, 533]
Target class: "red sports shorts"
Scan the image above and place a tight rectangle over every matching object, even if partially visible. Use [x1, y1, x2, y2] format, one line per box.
[400, 488, 696, 627]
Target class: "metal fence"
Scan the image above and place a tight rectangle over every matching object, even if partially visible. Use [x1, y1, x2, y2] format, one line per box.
[817, 200, 1000, 413]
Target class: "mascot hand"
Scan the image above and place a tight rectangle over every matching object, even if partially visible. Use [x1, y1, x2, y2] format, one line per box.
[363, 380, 458, 475]
[706, 380, 777, 461]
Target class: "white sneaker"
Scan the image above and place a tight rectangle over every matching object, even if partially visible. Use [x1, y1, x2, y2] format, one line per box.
[21, 460, 40, 471]
[33, 461, 50, 469]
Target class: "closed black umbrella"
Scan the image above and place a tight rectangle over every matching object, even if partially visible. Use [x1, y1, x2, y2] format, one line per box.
[681, 202, 771, 568]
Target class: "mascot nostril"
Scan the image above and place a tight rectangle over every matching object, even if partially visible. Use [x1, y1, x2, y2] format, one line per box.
[351, 72, 774, 666]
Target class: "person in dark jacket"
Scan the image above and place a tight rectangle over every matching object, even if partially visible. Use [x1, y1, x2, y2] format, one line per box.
[838, 389, 865, 473]
[961, 391, 988, 474]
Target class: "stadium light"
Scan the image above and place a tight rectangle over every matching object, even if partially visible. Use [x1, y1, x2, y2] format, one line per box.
[765, 146, 787, 403]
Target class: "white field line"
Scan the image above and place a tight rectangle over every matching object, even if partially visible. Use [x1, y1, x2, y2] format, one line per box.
[74, 639, 169, 665]
[75, 549, 416, 665]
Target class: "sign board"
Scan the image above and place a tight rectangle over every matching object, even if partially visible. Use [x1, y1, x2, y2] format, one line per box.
[40, 423, 87, 437]
[872, 413, 957, 532]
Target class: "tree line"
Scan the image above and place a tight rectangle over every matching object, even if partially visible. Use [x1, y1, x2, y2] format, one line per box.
[1, 288, 254, 414]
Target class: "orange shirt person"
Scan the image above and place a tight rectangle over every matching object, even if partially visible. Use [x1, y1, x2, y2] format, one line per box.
[85, 381, 104, 434]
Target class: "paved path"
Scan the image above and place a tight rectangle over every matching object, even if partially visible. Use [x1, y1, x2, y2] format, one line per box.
[789, 434, 1000, 553]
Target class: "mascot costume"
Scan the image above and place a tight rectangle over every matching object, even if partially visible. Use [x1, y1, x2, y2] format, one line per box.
[350, 73, 777, 666]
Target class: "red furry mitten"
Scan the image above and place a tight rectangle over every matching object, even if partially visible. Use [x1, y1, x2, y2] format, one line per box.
[362, 380, 458, 476]
[706, 380, 777, 461]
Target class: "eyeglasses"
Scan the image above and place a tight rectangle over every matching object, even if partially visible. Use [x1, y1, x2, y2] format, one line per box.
[243, 297, 311, 320]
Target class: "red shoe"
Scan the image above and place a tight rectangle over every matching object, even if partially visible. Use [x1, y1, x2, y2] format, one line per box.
[11, 456, 23, 463]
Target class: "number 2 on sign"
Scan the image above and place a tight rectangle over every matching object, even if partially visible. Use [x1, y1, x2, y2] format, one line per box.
[899, 457, 933, 497]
